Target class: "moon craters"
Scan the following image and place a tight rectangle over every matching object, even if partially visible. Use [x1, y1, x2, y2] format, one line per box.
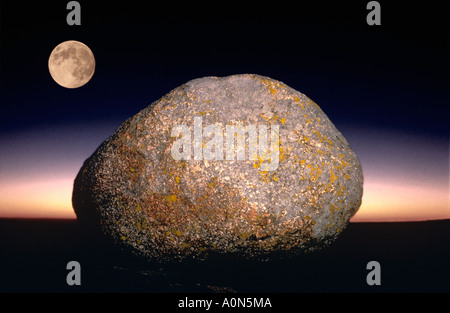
[48, 40, 95, 89]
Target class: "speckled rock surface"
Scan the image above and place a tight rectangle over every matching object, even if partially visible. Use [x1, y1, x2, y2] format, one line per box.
[73, 74, 363, 261]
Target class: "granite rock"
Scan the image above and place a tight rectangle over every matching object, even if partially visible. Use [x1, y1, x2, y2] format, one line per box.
[73, 74, 363, 261]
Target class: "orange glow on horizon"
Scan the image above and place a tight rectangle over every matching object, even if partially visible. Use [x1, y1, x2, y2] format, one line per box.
[351, 178, 449, 222]
[0, 178, 76, 219]
[0, 124, 448, 222]
[0, 173, 448, 222]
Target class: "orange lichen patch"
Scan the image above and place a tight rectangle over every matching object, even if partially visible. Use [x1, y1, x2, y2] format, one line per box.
[260, 113, 269, 120]
[337, 153, 350, 168]
[305, 98, 320, 108]
[312, 130, 322, 143]
[253, 155, 265, 169]
[272, 173, 279, 182]
[293, 129, 309, 144]
[181, 242, 191, 249]
[324, 136, 333, 146]
[259, 77, 283, 95]
[240, 232, 249, 240]
[279, 142, 286, 162]
[337, 185, 346, 197]
[293, 96, 304, 109]
[165, 194, 177, 202]
[260, 112, 279, 124]
[208, 177, 218, 188]
[330, 169, 338, 184]
[311, 196, 317, 206]
[306, 162, 322, 182]
[312, 130, 334, 149]
[330, 203, 338, 213]
[259, 171, 272, 183]
[325, 182, 333, 192]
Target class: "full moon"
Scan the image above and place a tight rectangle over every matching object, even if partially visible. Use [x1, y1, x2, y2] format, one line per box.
[48, 40, 95, 88]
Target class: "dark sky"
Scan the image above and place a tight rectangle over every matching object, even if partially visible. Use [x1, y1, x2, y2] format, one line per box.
[1, 1, 448, 138]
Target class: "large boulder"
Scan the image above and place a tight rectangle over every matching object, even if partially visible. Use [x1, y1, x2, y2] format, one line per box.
[73, 74, 363, 261]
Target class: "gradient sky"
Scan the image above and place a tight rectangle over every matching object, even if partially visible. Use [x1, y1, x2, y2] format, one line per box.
[0, 122, 447, 221]
[1, 2, 448, 221]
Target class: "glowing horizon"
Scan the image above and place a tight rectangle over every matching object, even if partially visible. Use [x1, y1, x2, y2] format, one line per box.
[0, 174, 448, 222]
[0, 124, 448, 222]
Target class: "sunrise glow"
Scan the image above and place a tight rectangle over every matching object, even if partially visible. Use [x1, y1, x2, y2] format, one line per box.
[0, 125, 448, 222]
[0, 172, 448, 221]
[351, 178, 449, 222]
[0, 178, 76, 219]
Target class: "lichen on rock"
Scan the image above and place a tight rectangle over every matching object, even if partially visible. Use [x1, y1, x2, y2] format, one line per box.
[72, 74, 363, 261]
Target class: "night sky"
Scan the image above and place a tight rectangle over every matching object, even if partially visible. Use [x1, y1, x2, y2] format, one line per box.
[0, 1, 448, 220]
